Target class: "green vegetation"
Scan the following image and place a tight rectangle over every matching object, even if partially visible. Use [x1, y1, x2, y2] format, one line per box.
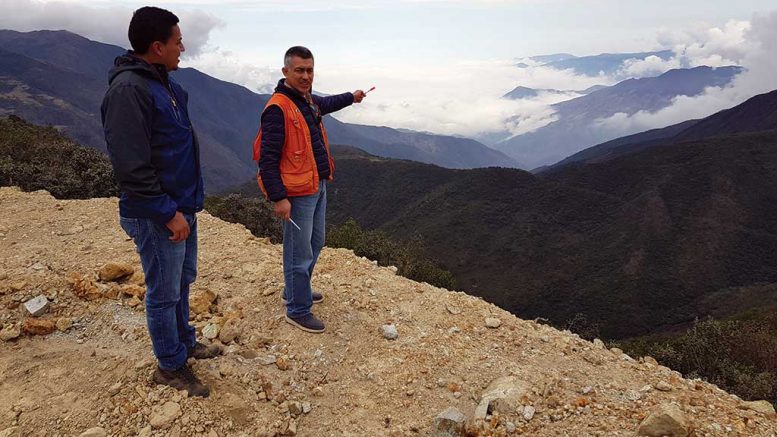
[327, 218, 456, 290]
[0, 115, 118, 198]
[621, 312, 777, 402]
[204, 194, 283, 243]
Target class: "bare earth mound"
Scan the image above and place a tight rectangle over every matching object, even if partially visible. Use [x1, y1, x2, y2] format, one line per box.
[0, 187, 775, 436]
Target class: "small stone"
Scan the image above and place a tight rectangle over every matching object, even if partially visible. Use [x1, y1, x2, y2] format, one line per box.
[202, 323, 219, 340]
[262, 288, 275, 296]
[288, 401, 302, 417]
[432, 407, 465, 437]
[0, 325, 21, 342]
[78, 427, 107, 437]
[219, 318, 242, 344]
[626, 390, 642, 401]
[740, 400, 776, 416]
[312, 386, 324, 397]
[108, 382, 122, 396]
[149, 401, 182, 429]
[637, 403, 690, 437]
[382, 324, 398, 340]
[98, 262, 134, 282]
[655, 381, 673, 392]
[276, 357, 290, 371]
[445, 303, 462, 315]
[137, 426, 152, 437]
[505, 422, 516, 433]
[30, 262, 46, 272]
[523, 405, 536, 421]
[22, 318, 56, 336]
[56, 318, 73, 332]
[283, 420, 297, 436]
[257, 354, 278, 365]
[302, 402, 312, 414]
[239, 349, 258, 359]
[24, 295, 50, 316]
[206, 431, 218, 437]
[189, 289, 217, 314]
[485, 317, 501, 328]
[121, 284, 146, 300]
[127, 296, 142, 307]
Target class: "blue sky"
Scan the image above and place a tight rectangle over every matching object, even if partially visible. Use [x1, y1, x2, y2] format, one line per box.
[2, 0, 777, 139]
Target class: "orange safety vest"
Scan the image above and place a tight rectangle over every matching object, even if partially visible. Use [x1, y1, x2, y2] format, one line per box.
[252, 93, 334, 198]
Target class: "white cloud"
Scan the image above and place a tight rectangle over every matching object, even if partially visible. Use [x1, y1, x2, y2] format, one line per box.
[618, 55, 682, 78]
[593, 12, 777, 139]
[0, 0, 223, 56]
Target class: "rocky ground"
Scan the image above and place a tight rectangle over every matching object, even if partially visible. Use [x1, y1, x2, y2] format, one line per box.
[0, 187, 775, 437]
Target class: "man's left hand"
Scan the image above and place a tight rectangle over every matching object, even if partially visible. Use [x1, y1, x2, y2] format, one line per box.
[353, 90, 366, 103]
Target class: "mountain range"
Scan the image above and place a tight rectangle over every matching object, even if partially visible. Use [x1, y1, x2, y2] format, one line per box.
[522, 50, 675, 77]
[0, 29, 517, 192]
[494, 65, 743, 169]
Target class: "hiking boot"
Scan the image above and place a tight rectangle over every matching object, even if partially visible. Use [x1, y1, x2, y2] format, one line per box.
[152, 365, 210, 397]
[188, 341, 223, 360]
[281, 291, 324, 305]
[284, 313, 325, 333]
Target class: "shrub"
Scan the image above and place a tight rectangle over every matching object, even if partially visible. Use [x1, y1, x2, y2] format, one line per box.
[204, 193, 282, 242]
[0, 116, 118, 199]
[327, 218, 456, 289]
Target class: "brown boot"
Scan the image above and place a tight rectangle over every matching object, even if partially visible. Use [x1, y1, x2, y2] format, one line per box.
[187, 341, 223, 360]
[152, 365, 210, 397]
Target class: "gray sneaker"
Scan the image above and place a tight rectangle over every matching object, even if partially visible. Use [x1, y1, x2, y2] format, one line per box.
[284, 313, 325, 333]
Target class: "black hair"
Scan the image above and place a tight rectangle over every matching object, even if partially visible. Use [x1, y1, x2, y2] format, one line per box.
[128, 6, 179, 54]
[284, 46, 314, 66]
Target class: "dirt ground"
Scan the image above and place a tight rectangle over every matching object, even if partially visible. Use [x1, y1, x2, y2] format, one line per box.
[0, 187, 775, 437]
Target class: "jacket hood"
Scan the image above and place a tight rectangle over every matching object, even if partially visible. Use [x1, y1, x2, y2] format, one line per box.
[108, 51, 168, 85]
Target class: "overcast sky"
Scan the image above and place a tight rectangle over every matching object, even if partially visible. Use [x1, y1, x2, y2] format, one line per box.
[2, 0, 777, 140]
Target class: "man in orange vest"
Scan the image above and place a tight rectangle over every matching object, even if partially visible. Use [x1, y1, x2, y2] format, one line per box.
[254, 46, 366, 333]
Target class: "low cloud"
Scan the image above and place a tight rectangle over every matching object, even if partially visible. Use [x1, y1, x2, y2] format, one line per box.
[594, 13, 776, 138]
[0, 0, 223, 56]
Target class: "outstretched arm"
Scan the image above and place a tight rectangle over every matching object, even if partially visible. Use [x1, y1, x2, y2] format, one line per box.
[313, 89, 366, 115]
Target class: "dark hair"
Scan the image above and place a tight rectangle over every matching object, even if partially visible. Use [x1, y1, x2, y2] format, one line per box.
[128, 7, 179, 54]
[284, 46, 314, 67]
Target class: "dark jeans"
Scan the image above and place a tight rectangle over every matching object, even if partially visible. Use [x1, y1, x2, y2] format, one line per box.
[283, 181, 327, 318]
[120, 213, 197, 370]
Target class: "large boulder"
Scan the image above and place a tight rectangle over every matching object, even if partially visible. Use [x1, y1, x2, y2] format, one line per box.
[637, 403, 691, 437]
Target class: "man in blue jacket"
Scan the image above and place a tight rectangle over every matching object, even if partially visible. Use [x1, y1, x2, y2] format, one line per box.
[101, 6, 219, 397]
[257, 46, 366, 333]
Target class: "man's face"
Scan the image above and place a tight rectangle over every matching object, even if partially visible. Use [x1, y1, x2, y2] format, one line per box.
[282, 56, 314, 95]
[154, 25, 185, 71]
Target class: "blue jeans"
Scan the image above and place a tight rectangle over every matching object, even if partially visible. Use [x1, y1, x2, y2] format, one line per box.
[120, 213, 197, 371]
[283, 181, 327, 318]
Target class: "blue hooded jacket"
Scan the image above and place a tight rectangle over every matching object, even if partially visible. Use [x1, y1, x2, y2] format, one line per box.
[101, 52, 204, 224]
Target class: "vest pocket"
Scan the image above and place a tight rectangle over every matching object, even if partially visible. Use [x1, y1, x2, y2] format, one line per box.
[282, 169, 317, 196]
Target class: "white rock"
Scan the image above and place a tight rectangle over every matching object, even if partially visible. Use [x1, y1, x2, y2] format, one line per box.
[523, 405, 536, 421]
[485, 318, 502, 329]
[79, 427, 107, 437]
[655, 381, 673, 392]
[24, 295, 50, 317]
[202, 323, 219, 340]
[381, 324, 398, 340]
